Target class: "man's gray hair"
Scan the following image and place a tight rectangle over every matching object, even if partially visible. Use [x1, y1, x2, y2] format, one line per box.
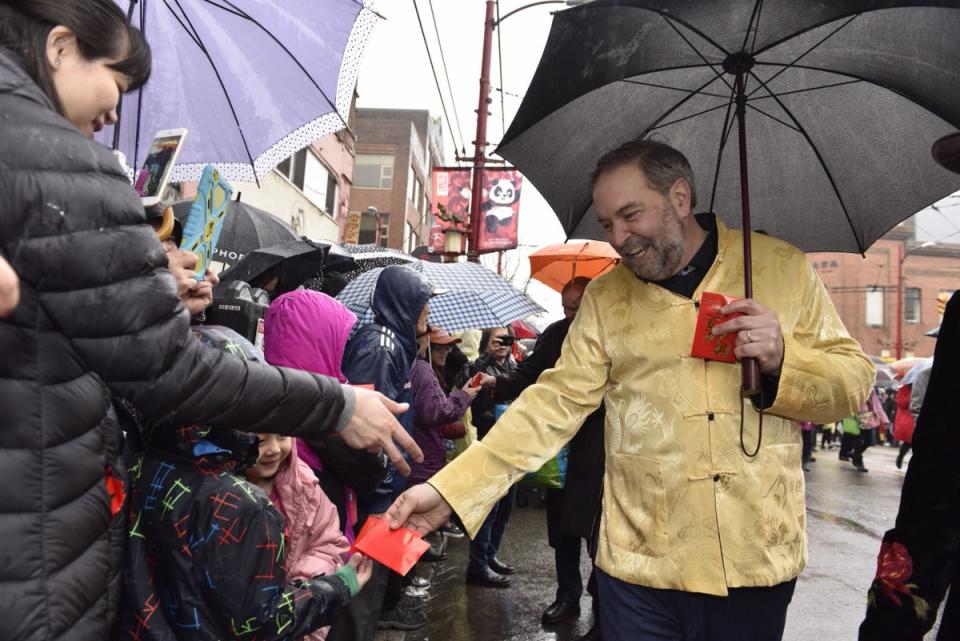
[590, 139, 698, 208]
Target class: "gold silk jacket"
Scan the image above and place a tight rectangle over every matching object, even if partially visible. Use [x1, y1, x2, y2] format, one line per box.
[428, 220, 874, 596]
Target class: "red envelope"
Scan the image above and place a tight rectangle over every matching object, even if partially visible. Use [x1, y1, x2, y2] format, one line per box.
[691, 292, 743, 363]
[349, 516, 431, 576]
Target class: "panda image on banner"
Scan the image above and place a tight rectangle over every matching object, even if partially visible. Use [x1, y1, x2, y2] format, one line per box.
[482, 177, 520, 233]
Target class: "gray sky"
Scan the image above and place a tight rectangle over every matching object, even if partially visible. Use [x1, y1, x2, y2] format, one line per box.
[357, 0, 573, 320]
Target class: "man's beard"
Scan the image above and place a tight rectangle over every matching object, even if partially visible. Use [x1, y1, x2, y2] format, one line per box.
[616, 201, 686, 281]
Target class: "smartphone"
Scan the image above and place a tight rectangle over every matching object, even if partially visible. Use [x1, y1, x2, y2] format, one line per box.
[469, 372, 484, 387]
[134, 128, 188, 207]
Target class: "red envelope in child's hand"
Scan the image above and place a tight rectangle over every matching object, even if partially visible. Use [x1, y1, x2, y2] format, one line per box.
[691, 292, 743, 363]
[350, 516, 431, 576]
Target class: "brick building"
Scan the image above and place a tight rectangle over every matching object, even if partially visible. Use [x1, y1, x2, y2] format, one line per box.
[808, 221, 960, 359]
[347, 108, 445, 251]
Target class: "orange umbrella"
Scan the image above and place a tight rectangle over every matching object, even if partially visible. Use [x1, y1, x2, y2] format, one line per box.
[529, 241, 620, 293]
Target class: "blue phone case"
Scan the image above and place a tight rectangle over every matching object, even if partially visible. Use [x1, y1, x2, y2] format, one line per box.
[180, 164, 233, 278]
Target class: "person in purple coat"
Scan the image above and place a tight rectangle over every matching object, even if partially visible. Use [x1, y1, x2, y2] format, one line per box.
[408, 327, 482, 487]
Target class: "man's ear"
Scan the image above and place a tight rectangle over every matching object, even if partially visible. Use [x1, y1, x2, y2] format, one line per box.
[45, 25, 77, 72]
[670, 178, 692, 217]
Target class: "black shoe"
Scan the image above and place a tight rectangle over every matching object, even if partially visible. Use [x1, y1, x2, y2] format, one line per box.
[398, 593, 427, 611]
[377, 604, 427, 630]
[466, 567, 511, 588]
[542, 599, 581, 625]
[839, 455, 851, 461]
[439, 523, 465, 538]
[421, 546, 447, 562]
[808, 456, 817, 463]
[574, 623, 602, 641]
[855, 463, 869, 473]
[896, 454, 904, 469]
[489, 557, 515, 575]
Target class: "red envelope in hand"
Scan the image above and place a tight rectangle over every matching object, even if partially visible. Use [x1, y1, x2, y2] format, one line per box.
[350, 516, 431, 576]
[691, 291, 743, 363]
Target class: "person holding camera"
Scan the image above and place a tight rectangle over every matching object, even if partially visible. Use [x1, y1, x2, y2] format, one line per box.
[458, 326, 520, 587]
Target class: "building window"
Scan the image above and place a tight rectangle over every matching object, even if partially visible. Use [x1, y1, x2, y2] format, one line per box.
[865, 288, 884, 328]
[379, 213, 391, 247]
[355, 154, 394, 189]
[275, 148, 339, 219]
[904, 288, 921, 324]
[358, 211, 380, 245]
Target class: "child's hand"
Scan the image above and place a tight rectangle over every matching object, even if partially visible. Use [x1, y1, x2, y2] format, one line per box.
[349, 553, 374, 588]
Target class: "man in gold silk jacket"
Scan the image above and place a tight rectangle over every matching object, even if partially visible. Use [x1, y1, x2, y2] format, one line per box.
[388, 139, 874, 640]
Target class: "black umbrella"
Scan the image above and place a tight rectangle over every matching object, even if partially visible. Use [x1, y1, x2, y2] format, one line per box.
[216, 239, 356, 296]
[171, 200, 298, 268]
[497, 0, 960, 391]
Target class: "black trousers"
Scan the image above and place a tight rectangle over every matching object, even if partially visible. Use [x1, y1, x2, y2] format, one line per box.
[597, 570, 796, 641]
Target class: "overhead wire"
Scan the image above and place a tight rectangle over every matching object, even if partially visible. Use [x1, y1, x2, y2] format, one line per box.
[411, 0, 464, 158]
[426, 0, 468, 158]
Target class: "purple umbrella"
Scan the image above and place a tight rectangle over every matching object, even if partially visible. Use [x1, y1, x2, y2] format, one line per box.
[99, 0, 379, 184]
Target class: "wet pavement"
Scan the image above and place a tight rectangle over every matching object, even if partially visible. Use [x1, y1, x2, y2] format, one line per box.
[376, 443, 941, 641]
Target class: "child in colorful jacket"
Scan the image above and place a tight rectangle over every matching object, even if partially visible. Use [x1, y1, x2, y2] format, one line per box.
[246, 433, 351, 641]
[116, 326, 372, 641]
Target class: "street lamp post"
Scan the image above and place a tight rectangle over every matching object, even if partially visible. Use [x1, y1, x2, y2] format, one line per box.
[466, 0, 588, 262]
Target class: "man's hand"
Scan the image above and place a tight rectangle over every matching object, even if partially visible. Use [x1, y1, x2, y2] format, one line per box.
[0, 255, 19, 317]
[387, 483, 453, 535]
[339, 387, 422, 476]
[712, 298, 785, 375]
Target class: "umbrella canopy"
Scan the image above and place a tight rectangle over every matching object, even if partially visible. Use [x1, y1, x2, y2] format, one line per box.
[889, 357, 927, 375]
[874, 363, 895, 388]
[171, 200, 297, 268]
[337, 262, 544, 333]
[512, 319, 541, 339]
[217, 239, 355, 293]
[497, 0, 960, 254]
[528, 240, 620, 293]
[100, 0, 379, 183]
[339, 243, 418, 279]
[900, 357, 934, 386]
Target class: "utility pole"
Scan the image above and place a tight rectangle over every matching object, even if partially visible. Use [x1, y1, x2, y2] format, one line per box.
[896, 242, 903, 360]
[467, 0, 496, 263]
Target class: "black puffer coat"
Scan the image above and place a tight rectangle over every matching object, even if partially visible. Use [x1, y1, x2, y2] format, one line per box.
[0, 48, 350, 641]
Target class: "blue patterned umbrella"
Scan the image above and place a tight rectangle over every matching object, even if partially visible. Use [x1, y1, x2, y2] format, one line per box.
[337, 262, 544, 332]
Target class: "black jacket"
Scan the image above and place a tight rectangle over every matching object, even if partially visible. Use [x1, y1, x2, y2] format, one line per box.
[493, 318, 606, 540]
[460, 353, 517, 438]
[116, 425, 352, 641]
[860, 291, 960, 641]
[0, 48, 349, 641]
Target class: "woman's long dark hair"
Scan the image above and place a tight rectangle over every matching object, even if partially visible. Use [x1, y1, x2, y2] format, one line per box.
[0, 0, 151, 113]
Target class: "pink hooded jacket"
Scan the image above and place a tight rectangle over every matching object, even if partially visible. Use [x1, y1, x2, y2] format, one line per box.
[263, 290, 357, 641]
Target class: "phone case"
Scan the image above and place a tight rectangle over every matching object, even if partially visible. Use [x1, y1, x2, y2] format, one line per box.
[180, 164, 233, 278]
[469, 372, 484, 387]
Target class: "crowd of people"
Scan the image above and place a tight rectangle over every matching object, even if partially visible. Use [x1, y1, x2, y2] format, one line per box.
[3, 3, 960, 641]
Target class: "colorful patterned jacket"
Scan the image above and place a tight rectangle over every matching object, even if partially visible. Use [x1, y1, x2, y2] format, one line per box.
[429, 219, 874, 596]
[116, 425, 355, 641]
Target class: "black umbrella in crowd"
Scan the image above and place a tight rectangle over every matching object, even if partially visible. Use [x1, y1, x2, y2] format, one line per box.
[172, 200, 298, 268]
[497, 0, 960, 390]
[216, 239, 356, 296]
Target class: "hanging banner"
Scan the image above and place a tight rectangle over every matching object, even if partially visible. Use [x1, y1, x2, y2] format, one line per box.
[343, 210, 362, 244]
[477, 168, 521, 253]
[428, 168, 473, 254]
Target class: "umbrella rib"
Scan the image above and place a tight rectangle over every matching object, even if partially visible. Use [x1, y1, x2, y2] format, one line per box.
[622, 79, 729, 99]
[648, 101, 734, 134]
[749, 0, 765, 53]
[707, 82, 739, 214]
[746, 69, 864, 254]
[636, 74, 730, 140]
[166, 0, 260, 184]
[748, 78, 861, 102]
[661, 15, 733, 92]
[745, 15, 857, 100]
[200, 0, 348, 131]
[744, 103, 801, 133]
[740, 0, 764, 53]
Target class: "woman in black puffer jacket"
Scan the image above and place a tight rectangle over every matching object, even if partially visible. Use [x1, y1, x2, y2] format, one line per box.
[0, 3, 416, 640]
